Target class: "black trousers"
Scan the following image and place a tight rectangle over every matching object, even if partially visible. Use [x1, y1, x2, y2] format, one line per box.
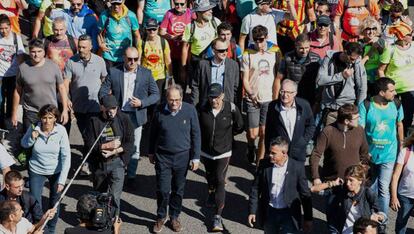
[202, 156, 230, 215]
[0, 76, 15, 126]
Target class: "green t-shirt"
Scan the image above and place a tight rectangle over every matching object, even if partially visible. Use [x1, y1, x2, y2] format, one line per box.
[182, 18, 221, 56]
[380, 44, 414, 93]
[363, 44, 381, 83]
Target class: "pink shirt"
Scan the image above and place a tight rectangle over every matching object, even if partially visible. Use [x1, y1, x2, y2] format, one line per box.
[308, 30, 340, 59]
[160, 9, 192, 59]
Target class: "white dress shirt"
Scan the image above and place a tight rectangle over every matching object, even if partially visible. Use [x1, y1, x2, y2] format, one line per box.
[269, 159, 288, 209]
[122, 68, 137, 112]
[280, 102, 297, 140]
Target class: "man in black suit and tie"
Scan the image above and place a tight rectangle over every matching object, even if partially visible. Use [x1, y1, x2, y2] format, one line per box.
[248, 136, 313, 233]
[191, 38, 240, 108]
[265, 79, 315, 163]
[99, 47, 160, 184]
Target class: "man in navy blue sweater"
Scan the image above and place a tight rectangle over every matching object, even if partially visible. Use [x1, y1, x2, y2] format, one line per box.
[149, 84, 201, 233]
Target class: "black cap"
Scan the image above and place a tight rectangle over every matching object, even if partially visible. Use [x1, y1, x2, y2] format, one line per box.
[144, 18, 159, 29]
[317, 15, 331, 26]
[208, 83, 223, 97]
[255, 0, 271, 5]
[101, 95, 118, 109]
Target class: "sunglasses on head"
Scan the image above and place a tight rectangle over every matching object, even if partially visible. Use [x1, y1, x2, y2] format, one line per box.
[254, 37, 265, 43]
[214, 48, 228, 53]
[127, 57, 139, 62]
[174, 2, 186, 6]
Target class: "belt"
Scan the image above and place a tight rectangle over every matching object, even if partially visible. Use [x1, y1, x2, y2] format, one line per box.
[101, 154, 120, 163]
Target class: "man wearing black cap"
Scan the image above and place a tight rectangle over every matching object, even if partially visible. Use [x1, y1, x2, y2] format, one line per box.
[198, 83, 243, 231]
[84, 95, 135, 216]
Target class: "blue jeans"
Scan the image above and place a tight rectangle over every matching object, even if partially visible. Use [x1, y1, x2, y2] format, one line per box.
[264, 207, 298, 234]
[29, 171, 61, 234]
[370, 162, 395, 214]
[395, 194, 414, 234]
[125, 112, 142, 179]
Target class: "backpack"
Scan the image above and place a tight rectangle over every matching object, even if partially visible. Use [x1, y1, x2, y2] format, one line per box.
[188, 18, 218, 43]
[101, 13, 136, 46]
[362, 98, 402, 118]
[341, 0, 371, 37]
[44, 34, 78, 54]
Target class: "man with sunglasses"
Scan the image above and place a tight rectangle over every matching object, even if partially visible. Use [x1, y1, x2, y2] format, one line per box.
[308, 15, 340, 59]
[239, 0, 296, 52]
[191, 38, 240, 108]
[242, 25, 282, 165]
[265, 79, 315, 164]
[60, 0, 99, 51]
[160, 0, 192, 86]
[99, 47, 160, 185]
[98, 0, 140, 69]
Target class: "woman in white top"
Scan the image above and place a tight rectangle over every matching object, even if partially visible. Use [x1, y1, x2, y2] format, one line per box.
[391, 133, 414, 234]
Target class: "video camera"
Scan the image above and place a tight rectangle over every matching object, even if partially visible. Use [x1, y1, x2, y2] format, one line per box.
[88, 192, 116, 231]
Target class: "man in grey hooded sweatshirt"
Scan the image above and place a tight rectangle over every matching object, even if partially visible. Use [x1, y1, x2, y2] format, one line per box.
[316, 42, 367, 125]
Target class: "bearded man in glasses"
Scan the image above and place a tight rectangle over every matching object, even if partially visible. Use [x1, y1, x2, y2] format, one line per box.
[99, 46, 160, 185]
[191, 38, 240, 109]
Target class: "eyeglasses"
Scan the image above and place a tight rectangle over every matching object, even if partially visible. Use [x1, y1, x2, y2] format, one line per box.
[174, 2, 186, 6]
[214, 48, 228, 53]
[146, 28, 157, 31]
[127, 57, 139, 62]
[280, 90, 296, 95]
[317, 23, 329, 27]
[254, 37, 265, 43]
[364, 27, 377, 31]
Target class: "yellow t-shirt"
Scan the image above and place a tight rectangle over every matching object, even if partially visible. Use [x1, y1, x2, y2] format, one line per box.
[139, 36, 170, 81]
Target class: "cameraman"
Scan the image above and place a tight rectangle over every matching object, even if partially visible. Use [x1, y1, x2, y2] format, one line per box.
[316, 42, 367, 126]
[64, 194, 122, 234]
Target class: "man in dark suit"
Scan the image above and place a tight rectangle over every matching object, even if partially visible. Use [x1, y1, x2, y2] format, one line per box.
[191, 38, 240, 108]
[265, 79, 315, 163]
[248, 136, 313, 233]
[99, 47, 160, 184]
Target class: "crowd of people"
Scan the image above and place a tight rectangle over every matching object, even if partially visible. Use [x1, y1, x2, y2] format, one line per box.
[0, 0, 413, 233]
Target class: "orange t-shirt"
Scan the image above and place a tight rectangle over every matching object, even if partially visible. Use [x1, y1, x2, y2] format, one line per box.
[335, 0, 380, 41]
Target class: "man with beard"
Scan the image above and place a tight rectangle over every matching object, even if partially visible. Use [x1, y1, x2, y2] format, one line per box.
[64, 34, 107, 175]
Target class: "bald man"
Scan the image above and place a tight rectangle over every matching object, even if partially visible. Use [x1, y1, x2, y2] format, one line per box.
[99, 47, 160, 185]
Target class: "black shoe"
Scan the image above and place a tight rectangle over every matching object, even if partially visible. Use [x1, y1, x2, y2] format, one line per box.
[212, 215, 223, 232]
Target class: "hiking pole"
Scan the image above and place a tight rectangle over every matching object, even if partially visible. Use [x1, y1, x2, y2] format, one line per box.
[39, 120, 112, 231]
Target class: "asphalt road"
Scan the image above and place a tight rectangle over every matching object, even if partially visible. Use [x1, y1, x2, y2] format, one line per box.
[5, 7, 414, 233]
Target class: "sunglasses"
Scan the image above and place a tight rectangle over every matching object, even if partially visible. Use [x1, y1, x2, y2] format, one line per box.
[127, 57, 139, 62]
[254, 37, 265, 43]
[364, 27, 377, 31]
[146, 28, 157, 31]
[317, 23, 329, 27]
[112, 2, 122, 6]
[214, 48, 228, 53]
[174, 2, 186, 6]
[71, 3, 82, 6]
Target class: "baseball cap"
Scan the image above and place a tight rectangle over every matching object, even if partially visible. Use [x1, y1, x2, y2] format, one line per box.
[144, 18, 159, 29]
[101, 95, 118, 109]
[208, 83, 223, 98]
[110, 0, 123, 3]
[317, 15, 331, 26]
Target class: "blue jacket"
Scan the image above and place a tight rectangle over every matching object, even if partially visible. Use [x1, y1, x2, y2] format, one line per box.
[99, 65, 160, 127]
[63, 5, 99, 50]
